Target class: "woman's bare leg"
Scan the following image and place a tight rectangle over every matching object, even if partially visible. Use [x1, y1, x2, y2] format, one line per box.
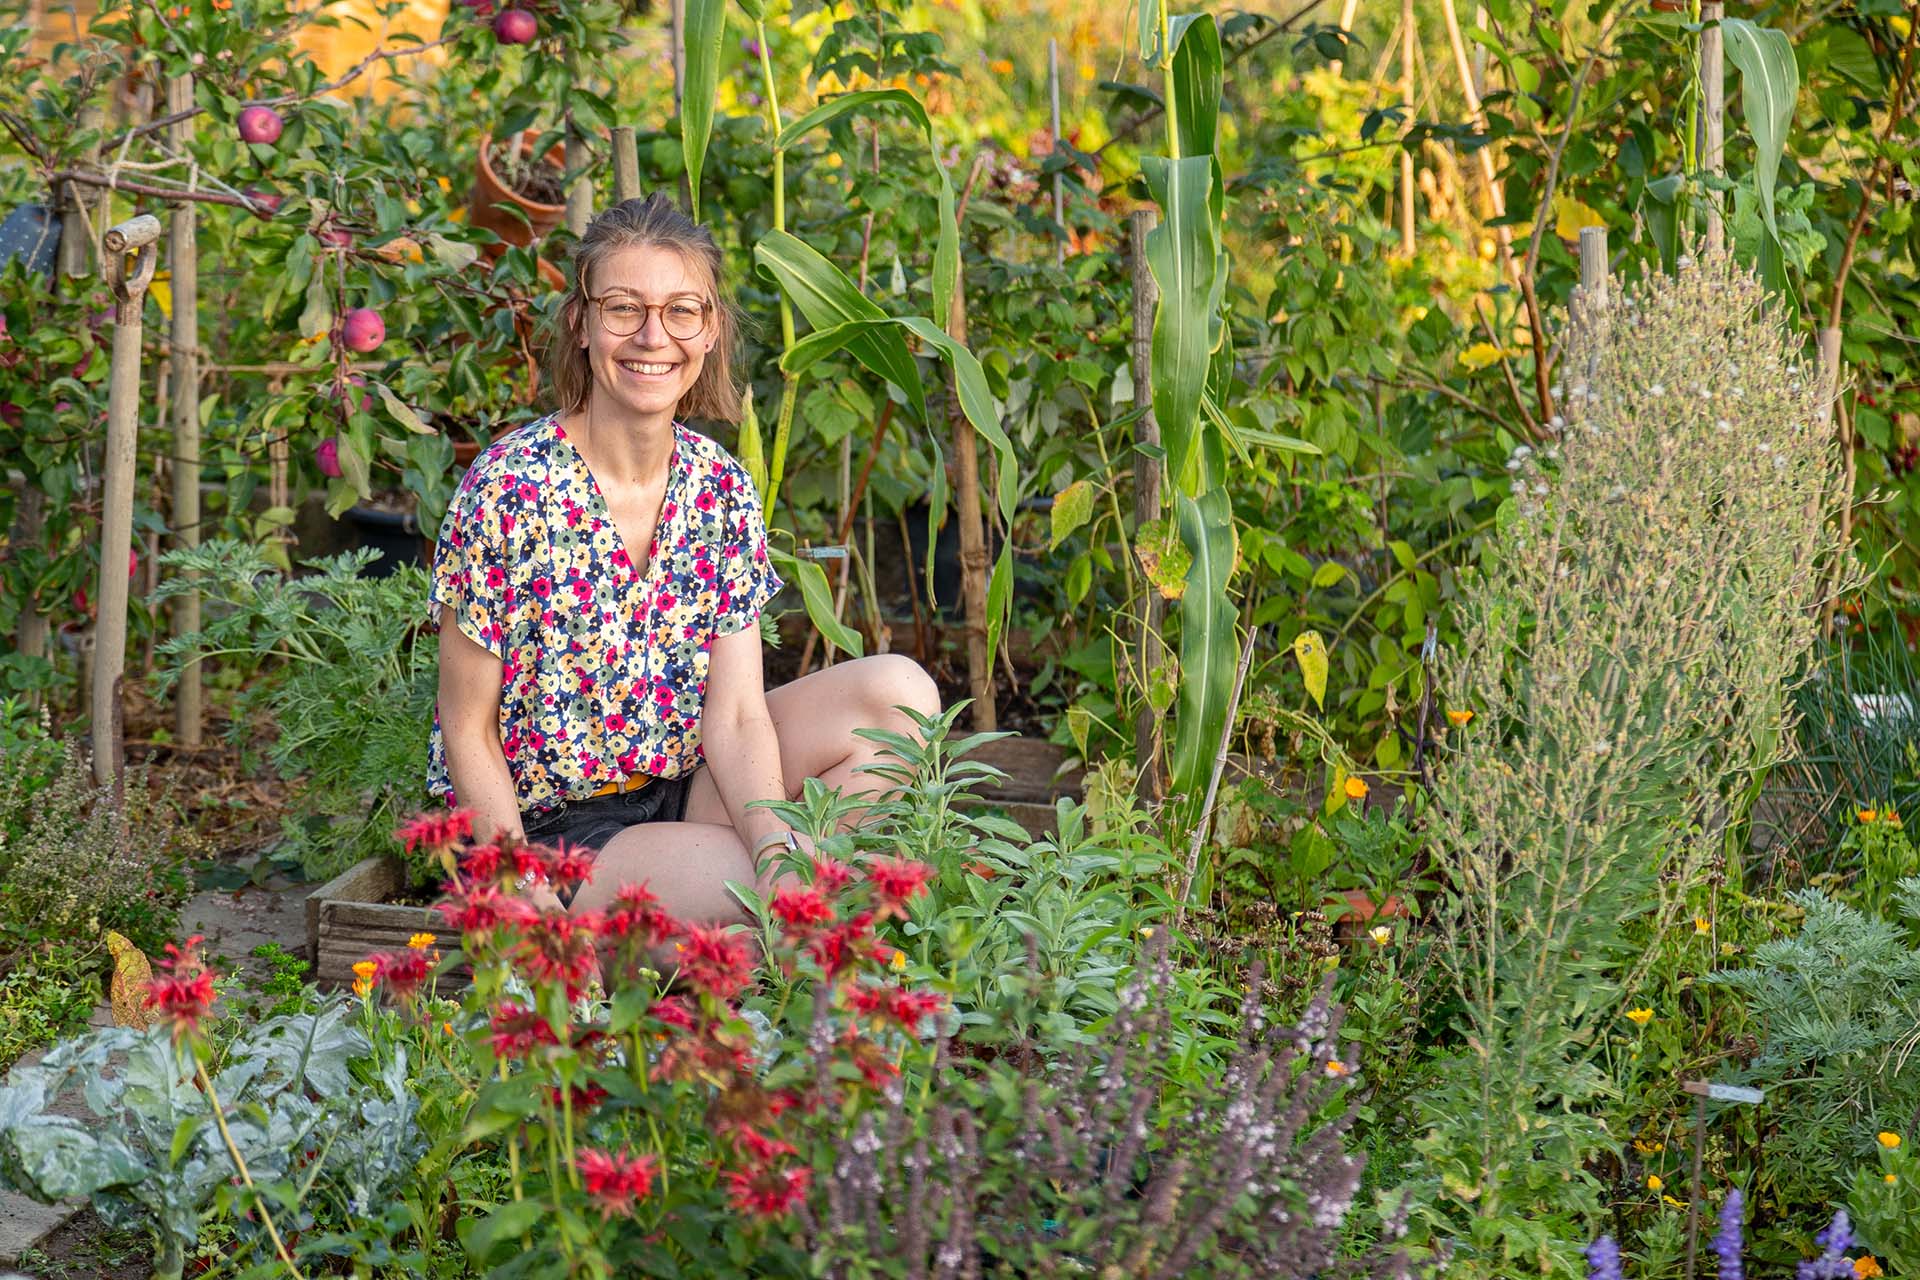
[567, 654, 941, 920]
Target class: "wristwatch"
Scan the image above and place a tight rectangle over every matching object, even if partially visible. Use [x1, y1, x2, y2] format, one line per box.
[751, 830, 802, 862]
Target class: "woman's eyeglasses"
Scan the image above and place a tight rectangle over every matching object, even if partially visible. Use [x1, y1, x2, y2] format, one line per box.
[587, 293, 710, 341]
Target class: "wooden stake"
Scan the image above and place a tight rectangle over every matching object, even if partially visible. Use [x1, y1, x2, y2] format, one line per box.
[1440, 0, 1519, 284]
[565, 128, 593, 236]
[612, 126, 641, 203]
[1701, 1, 1726, 255]
[1049, 38, 1065, 268]
[1330, 0, 1361, 75]
[93, 213, 161, 787]
[1130, 209, 1165, 805]
[947, 256, 995, 733]
[1578, 225, 1609, 303]
[166, 75, 203, 748]
[60, 106, 102, 279]
[1398, 0, 1416, 256]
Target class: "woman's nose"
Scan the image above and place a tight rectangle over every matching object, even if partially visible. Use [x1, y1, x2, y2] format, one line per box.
[635, 308, 671, 347]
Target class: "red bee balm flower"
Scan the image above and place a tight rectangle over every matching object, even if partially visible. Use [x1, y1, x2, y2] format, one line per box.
[373, 947, 434, 1000]
[396, 809, 474, 853]
[677, 925, 755, 1000]
[144, 935, 216, 1042]
[576, 1147, 659, 1219]
[488, 1001, 560, 1058]
[725, 1164, 811, 1218]
[867, 857, 933, 917]
[810, 856, 855, 894]
[770, 885, 834, 932]
[601, 882, 681, 947]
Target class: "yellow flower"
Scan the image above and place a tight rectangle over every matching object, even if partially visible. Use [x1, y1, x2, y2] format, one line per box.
[1662, 1195, 1685, 1208]
[442, 1021, 454, 1036]
[1445, 708, 1475, 727]
[1878, 1131, 1901, 1149]
[352, 959, 378, 982]
[1324, 1060, 1349, 1077]
[1694, 917, 1711, 935]
[1139, 926, 1155, 939]
[1625, 1007, 1653, 1026]
[1647, 1175, 1663, 1191]
[408, 932, 437, 951]
[989, 57, 1014, 74]
[1856, 1257, 1884, 1279]
[1632, 1139, 1666, 1154]
[1858, 808, 1880, 824]
[1886, 1173, 1899, 1185]
[1369, 925, 1393, 945]
[889, 949, 908, 972]
[1343, 776, 1369, 801]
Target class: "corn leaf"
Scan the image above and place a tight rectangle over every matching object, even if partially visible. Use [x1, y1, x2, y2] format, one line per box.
[681, 0, 728, 222]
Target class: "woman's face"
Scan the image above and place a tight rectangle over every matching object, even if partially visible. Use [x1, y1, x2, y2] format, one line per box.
[579, 244, 715, 426]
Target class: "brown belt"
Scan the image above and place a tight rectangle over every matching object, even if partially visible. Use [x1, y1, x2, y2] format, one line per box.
[587, 774, 655, 800]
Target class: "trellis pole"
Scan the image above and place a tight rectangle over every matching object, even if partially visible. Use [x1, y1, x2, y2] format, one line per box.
[1397, 0, 1416, 256]
[1130, 208, 1164, 804]
[566, 126, 593, 236]
[1329, 0, 1361, 75]
[166, 74, 203, 747]
[1701, 1, 1726, 254]
[93, 213, 161, 788]
[1048, 38, 1064, 267]
[60, 106, 102, 279]
[612, 126, 641, 203]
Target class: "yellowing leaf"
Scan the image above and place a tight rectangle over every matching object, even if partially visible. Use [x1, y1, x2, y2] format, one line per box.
[1293, 629, 1329, 711]
[1458, 342, 1506, 372]
[1553, 193, 1606, 241]
[1049, 479, 1095, 551]
[1135, 518, 1192, 600]
[148, 272, 171, 320]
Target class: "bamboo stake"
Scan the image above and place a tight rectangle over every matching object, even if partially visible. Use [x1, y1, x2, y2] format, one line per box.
[166, 74, 203, 747]
[1439, 0, 1518, 281]
[1130, 209, 1165, 805]
[9, 490, 48, 707]
[60, 105, 102, 278]
[565, 129, 593, 236]
[1329, 0, 1361, 75]
[92, 214, 161, 788]
[1819, 326, 1851, 637]
[1397, 0, 1416, 256]
[612, 126, 641, 203]
[1049, 38, 1065, 268]
[947, 258, 995, 733]
[1701, 1, 1725, 255]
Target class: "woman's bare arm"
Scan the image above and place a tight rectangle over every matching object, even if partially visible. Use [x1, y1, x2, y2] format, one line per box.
[436, 606, 525, 847]
[698, 621, 803, 893]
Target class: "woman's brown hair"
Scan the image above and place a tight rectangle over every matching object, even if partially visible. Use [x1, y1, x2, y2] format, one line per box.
[543, 194, 743, 422]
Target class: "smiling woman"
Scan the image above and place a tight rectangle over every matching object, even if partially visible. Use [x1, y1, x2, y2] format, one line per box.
[426, 194, 942, 925]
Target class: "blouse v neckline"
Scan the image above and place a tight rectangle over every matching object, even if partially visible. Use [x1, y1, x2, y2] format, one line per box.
[554, 416, 681, 587]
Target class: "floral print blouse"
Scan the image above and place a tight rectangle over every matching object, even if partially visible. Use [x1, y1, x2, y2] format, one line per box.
[426, 412, 783, 814]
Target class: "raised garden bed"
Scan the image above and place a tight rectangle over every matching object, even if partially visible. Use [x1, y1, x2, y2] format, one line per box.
[305, 856, 455, 991]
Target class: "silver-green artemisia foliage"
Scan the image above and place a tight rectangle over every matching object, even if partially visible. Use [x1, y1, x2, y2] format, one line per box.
[1409, 252, 1848, 1262]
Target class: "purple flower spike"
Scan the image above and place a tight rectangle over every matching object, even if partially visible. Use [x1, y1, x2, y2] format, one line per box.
[1796, 1210, 1856, 1280]
[1587, 1235, 1624, 1280]
[1712, 1189, 1744, 1280]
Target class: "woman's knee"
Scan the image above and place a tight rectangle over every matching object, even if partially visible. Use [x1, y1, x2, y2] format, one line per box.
[858, 653, 941, 724]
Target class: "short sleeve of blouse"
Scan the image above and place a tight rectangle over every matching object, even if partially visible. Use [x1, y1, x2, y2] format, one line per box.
[712, 457, 784, 638]
[429, 470, 507, 657]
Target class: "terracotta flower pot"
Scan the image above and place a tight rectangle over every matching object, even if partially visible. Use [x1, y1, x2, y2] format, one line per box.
[467, 130, 567, 254]
[1334, 890, 1410, 945]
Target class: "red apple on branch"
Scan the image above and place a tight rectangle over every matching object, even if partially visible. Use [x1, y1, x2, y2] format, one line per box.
[493, 9, 536, 43]
[339, 308, 386, 354]
[238, 105, 283, 145]
[315, 436, 343, 478]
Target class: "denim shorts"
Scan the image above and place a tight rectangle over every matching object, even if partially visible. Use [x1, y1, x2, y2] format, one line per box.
[521, 771, 698, 906]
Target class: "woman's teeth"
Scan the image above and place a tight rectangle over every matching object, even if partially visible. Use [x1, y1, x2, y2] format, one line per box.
[619, 361, 675, 376]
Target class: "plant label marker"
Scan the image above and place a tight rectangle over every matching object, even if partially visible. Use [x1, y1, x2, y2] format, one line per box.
[94, 213, 162, 788]
[1680, 1078, 1765, 1280]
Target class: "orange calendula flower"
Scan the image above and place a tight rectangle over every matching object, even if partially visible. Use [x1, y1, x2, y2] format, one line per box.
[1855, 1257, 1884, 1279]
[1646, 1174, 1663, 1191]
[1694, 917, 1711, 935]
[352, 959, 378, 981]
[1343, 776, 1369, 801]
[1625, 1007, 1653, 1026]
[1878, 1131, 1901, 1149]
[1324, 1059, 1349, 1077]
[1886, 1173, 1899, 1186]
[1858, 808, 1880, 824]
[1446, 708, 1474, 727]
[408, 932, 437, 951]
